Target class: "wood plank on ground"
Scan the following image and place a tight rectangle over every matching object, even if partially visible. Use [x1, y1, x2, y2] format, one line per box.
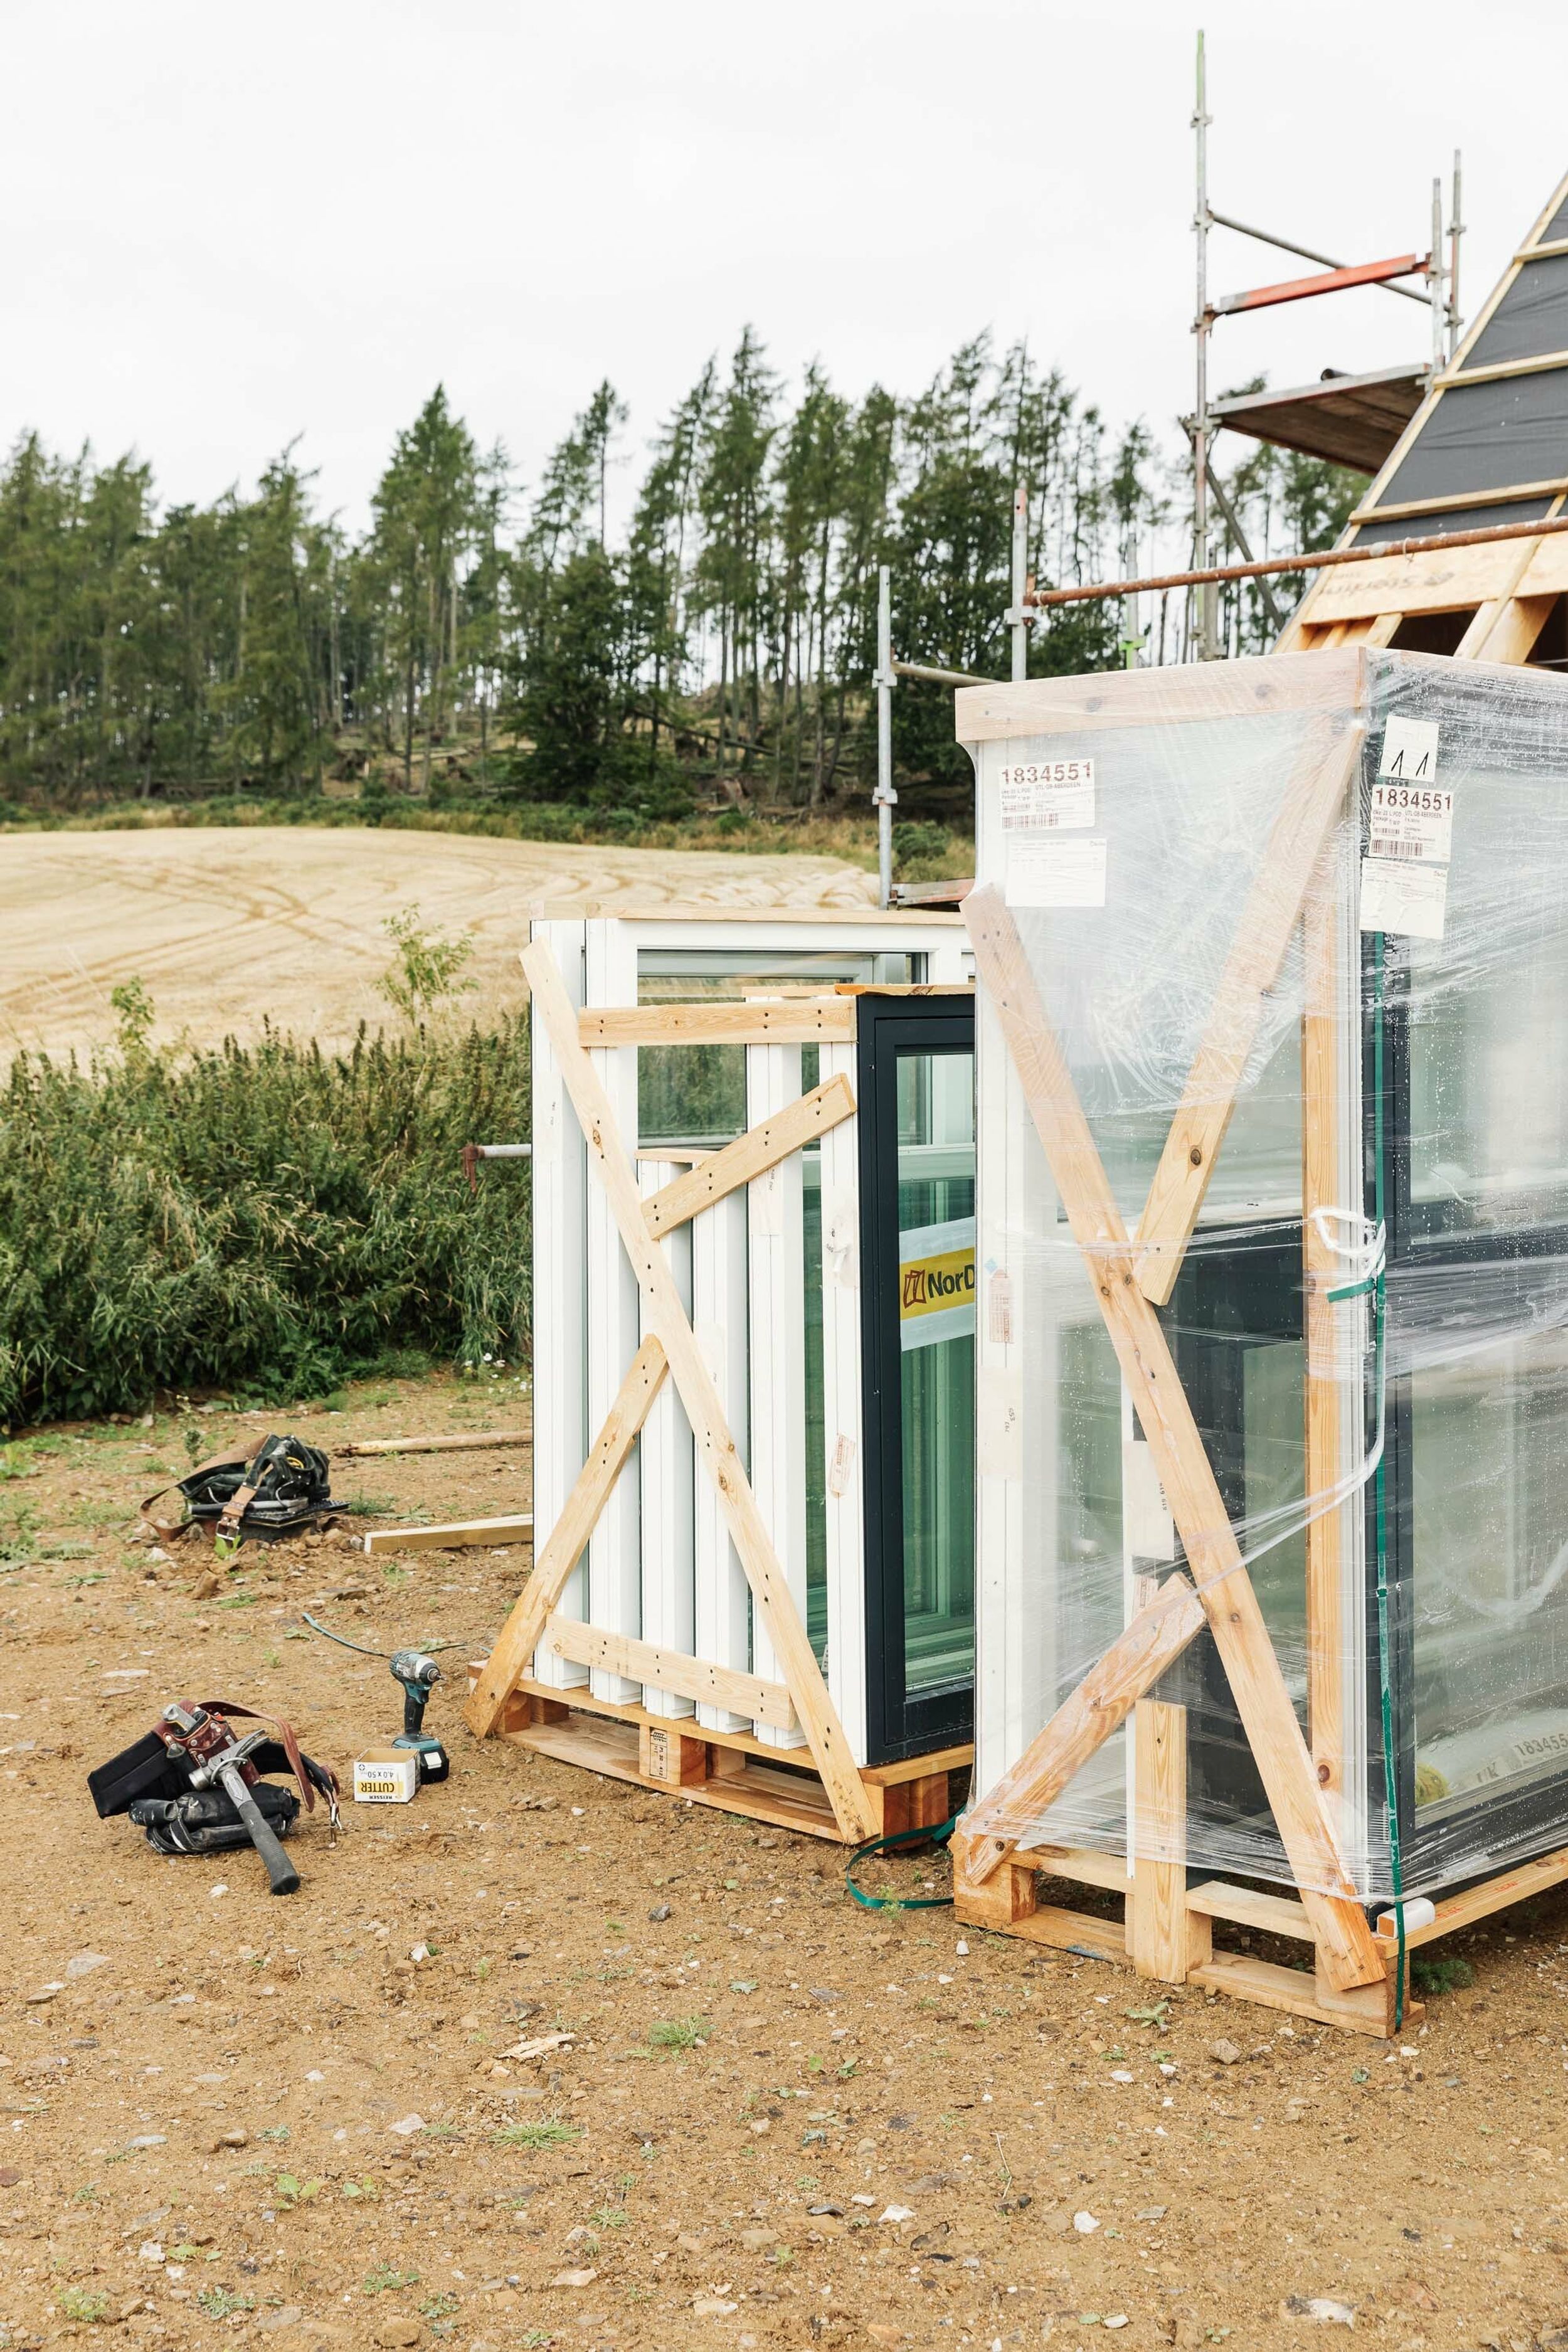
[363, 1513, 533, 1555]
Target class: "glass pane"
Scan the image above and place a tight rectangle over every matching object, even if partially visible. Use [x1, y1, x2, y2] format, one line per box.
[896, 1047, 975, 1699]
[636, 951, 913, 1146]
[804, 1155, 827, 1661]
[1412, 1333, 1568, 1810]
[1407, 772, 1568, 1236]
[1241, 1339, 1308, 1703]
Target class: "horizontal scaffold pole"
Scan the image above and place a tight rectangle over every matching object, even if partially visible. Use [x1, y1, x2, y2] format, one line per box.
[1024, 511, 1568, 612]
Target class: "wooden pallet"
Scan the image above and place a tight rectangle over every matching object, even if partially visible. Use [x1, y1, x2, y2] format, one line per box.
[955, 1832, 1568, 2038]
[469, 1666, 970, 1843]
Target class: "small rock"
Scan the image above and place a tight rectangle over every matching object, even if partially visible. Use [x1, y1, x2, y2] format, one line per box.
[66, 1951, 110, 1981]
[1281, 2297, 1355, 2326]
[739, 2228, 776, 2251]
[692, 2299, 738, 2318]
[219, 2128, 248, 2148]
[369, 2322, 419, 2349]
[24, 1988, 58, 2005]
[0, 2168, 22, 2188]
[193, 1572, 221, 1599]
[880, 2205, 915, 2225]
[258, 2309, 306, 2334]
[550, 2269, 598, 2289]
[1073, 2210, 1100, 2234]
[1135, 2205, 1167, 2222]
[866, 2331, 904, 2347]
[129, 2134, 166, 2149]
[649, 1904, 672, 1922]
[388, 2114, 425, 2136]
[1208, 2038, 1241, 2065]
[749, 2118, 770, 2136]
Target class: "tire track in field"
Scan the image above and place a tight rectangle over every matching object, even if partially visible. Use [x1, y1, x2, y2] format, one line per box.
[0, 825, 877, 1058]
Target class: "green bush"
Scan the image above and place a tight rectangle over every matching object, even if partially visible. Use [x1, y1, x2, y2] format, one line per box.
[0, 1019, 531, 1427]
[892, 818, 967, 882]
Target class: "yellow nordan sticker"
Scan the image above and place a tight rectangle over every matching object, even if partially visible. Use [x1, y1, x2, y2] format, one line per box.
[898, 1219, 976, 1352]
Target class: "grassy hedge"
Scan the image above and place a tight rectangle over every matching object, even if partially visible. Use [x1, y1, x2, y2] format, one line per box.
[0, 1020, 531, 1428]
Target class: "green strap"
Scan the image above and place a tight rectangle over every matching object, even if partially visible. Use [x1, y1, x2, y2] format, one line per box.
[1371, 931, 1406, 2030]
[845, 1814, 958, 1910]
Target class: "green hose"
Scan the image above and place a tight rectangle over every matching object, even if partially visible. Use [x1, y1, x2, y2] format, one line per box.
[845, 1815, 958, 1910]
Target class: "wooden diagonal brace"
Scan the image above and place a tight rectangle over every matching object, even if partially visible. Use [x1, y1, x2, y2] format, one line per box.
[1133, 716, 1364, 1306]
[642, 1074, 856, 1238]
[953, 1573, 1205, 1890]
[965, 884, 1383, 1992]
[465, 1335, 669, 1737]
[516, 940, 877, 1842]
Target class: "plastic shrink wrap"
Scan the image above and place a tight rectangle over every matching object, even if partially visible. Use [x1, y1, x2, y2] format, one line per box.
[962, 647, 1568, 1902]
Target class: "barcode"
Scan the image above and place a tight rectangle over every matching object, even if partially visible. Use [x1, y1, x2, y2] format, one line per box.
[1369, 839, 1428, 861]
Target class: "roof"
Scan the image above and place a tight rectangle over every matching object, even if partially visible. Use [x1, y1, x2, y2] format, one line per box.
[1347, 171, 1568, 540]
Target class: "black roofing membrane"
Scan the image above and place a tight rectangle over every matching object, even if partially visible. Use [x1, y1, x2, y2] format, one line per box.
[1354, 497, 1556, 545]
[1461, 252, 1568, 371]
[1380, 369, 1568, 505]
[1542, 188, 1568, 246]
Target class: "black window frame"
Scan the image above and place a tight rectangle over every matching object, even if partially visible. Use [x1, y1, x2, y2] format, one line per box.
[856, 993, 977, 1766]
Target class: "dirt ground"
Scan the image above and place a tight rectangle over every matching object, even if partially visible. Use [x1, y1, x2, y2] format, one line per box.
[0, 829, 877, 1061]
[4, 1370, 1568, 2352]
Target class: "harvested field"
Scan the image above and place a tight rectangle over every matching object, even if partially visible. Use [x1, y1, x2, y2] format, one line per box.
[0, 828, 876, 1061]
[4, 1371, 1568, 2350]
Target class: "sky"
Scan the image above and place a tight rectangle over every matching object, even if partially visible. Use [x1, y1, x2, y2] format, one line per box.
[8, 0, 1568, 536]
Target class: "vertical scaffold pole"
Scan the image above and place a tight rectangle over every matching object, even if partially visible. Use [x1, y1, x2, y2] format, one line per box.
[874, 564, 896, 909]
[1192, 30, 1216, 660]
[1009, 482, 1029, 683]
[1448, 151, 1465, 359]
[1429, 177, 1446, 379]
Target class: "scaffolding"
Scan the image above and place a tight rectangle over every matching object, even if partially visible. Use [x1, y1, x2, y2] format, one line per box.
[1189, 27, 1462, 658]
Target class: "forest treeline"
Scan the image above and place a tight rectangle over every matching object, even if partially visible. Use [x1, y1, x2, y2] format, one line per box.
[0, 334, 1360, 820]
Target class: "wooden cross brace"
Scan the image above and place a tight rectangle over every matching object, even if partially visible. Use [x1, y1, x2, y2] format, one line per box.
[955, 719, 1384, 1995]
[464, 944, 877, 1842]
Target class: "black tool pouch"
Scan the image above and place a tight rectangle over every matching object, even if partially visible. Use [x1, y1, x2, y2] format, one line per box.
[130, 1782, 300, 1857]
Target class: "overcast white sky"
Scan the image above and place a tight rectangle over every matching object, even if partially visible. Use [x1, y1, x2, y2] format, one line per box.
[9, 0, 1567, 533]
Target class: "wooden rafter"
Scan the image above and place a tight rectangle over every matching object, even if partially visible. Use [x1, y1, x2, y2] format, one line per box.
[958, 884, 1384, 1993]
